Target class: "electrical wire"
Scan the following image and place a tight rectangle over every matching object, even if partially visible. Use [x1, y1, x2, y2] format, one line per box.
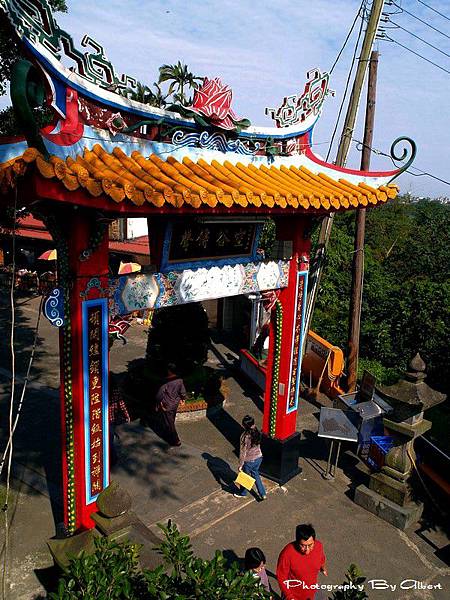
[389, 1, 450, 40]
[407, 166, 450, 186]
[382, 34, 450, 74]
[389, 20, 450, 58]
[329, 0, 368, 74]
[416, 0, 450, 22]
[326, 0, 367, 161]
[0, 296, 44, 478]
[352, 137, 450, 186]
[1, 189, 17, 600]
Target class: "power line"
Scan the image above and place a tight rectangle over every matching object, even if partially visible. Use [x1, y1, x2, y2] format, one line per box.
[330, 0, 367, 74]
[408, 166, 450, 186]
[388, 1, 450, 40]
[0, 296, 43, 478]
[417, 0, 450, 23]
[2, 189, 17, 600]
[390, 20, 450, 58]
[383, 34, 450, 74]
[352, 137, 450, 187]
[326, 1, 367, 161]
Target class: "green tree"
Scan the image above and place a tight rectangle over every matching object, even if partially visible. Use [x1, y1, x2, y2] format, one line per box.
[120, 81, 168, 108]
[312, 197, 450, 394]
[0, 0, 67, 97]
[146, 82, 168, 108]
[158, 61, 203, 105]
[0, 104, 53, 136]
[0, 1, 68, 138]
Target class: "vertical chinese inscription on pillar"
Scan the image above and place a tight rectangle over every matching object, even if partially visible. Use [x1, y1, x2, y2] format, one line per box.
[82, 298, 109, 504]
[286, 271, 308, 414]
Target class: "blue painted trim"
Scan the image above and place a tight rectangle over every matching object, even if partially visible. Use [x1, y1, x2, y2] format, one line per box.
[101, 299, 110, 493]
[26, 40, 318, 142]
[286, 271, 308, 414]
[238, 121, 317, 141]
[82, 298, 109, 505]
[82, 301, 90, 504]
[159, 223, 263, 273]
[26, 41, 198, 127]
[43, 287, 65, 327]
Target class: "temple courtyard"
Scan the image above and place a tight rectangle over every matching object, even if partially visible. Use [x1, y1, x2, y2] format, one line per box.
[0, 295, 449, 599]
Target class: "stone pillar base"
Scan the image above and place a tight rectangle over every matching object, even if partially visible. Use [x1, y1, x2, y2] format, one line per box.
[369, 471, 412, 506]
[354, 484, 423, 530]
[260, 432, 302, 485]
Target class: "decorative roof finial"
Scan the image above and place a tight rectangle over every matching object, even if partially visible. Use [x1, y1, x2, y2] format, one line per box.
[406, 353, 426, 383]
[409, 353, 426, 373]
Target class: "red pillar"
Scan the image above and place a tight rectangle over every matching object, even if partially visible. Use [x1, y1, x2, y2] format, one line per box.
[53, 210, 110, 532]
[261, 217, 311, 483]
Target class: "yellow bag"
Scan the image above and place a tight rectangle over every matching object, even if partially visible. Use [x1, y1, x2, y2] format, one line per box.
[235, 470, 255, 491]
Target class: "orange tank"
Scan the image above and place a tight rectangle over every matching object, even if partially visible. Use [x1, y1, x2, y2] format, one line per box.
[301, 330, 345, 398]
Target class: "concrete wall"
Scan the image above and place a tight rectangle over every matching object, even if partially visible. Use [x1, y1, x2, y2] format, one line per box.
[126, 218, 148, 239]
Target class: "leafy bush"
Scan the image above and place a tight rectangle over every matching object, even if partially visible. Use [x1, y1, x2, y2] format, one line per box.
[52, 522, 270, 599]
[50, 537, 144, 599]
[329, 563, 368, 600]
[357, 358, 400, 386]
[145, 521, 270, 599]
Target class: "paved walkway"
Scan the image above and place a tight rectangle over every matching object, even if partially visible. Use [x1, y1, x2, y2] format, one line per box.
[0, 296, 449, 599]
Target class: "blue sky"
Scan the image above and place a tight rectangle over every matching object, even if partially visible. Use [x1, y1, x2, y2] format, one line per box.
[23, 1, 450, 196]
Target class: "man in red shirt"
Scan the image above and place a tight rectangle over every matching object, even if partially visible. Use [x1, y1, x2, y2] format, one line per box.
[277, 524, 327, 600]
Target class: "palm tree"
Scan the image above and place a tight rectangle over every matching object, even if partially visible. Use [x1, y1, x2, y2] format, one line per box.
[158, 61, 203, 105]
[118, 81, 168, 108]
[146, 82, 168, 109]
[131, 81, 151, 103]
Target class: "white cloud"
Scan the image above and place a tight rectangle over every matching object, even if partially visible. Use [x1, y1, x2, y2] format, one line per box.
[7, 0, 450, 196]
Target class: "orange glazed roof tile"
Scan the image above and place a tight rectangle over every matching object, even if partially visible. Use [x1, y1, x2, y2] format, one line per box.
[0, 145, 398, 211]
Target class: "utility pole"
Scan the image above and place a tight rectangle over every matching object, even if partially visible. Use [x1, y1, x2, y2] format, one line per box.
[303, 0, 385, 348]
[347, 50, 378, 392]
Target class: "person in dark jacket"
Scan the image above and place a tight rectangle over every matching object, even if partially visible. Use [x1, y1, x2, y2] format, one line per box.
[155, 363, 186, 447]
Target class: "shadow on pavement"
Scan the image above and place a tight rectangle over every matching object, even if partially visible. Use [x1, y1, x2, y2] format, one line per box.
[33, 564, 60, 597]
[207, 406, 242, 456]
[0, 296, 64, 528]
[201, 452, 238, 494]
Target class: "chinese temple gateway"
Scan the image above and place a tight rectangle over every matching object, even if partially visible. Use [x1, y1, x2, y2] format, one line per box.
[0, 0, 415, 532]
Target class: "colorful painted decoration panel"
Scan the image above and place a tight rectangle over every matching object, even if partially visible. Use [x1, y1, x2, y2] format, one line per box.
[43, 287, 64, 327]
[109, 260, 290, 317]
[265, 68, 333, 128]
[171, 130, 261, 155]
[286, 271, 308, 414]
[82, 298, 109, 504]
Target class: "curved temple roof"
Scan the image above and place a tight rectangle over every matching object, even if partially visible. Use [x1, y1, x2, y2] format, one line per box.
[0, 0, 411, 214]
[0, 145, 398, 213]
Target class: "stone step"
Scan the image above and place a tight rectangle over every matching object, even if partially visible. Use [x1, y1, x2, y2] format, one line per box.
[145, 477, 278, 540]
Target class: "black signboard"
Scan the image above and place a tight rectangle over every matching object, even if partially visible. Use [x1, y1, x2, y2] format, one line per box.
[168, 222, 256, 263]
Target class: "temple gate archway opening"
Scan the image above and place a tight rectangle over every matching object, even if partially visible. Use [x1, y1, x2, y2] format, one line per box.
[0, 0, 413, 533]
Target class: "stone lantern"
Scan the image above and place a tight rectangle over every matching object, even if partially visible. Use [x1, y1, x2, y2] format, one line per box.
[354, 354, 446, 530]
